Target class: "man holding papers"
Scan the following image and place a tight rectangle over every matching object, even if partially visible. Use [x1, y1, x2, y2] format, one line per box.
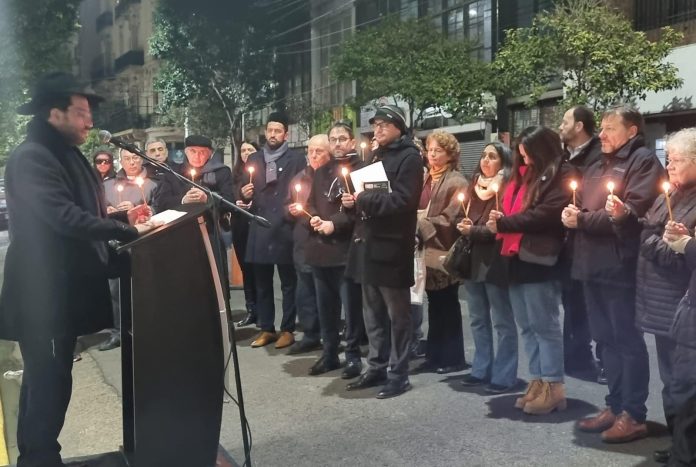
[343, 105, 424, 398]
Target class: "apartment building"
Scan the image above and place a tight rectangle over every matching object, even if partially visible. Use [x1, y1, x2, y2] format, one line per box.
[77, 0, 185, 160]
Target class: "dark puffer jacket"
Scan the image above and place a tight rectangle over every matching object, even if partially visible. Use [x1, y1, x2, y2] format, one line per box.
[630, 184, 696, 336]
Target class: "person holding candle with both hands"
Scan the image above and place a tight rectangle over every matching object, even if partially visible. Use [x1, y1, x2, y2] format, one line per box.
[613, 127, 696, 462]
[486, 126, 573, 414]
[562, 106, 664, 443]
[457, 142, 519, 394]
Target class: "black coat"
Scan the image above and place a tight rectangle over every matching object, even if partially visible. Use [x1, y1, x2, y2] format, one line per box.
[345, 136, 424, 288]
[152, 159, 235, 214]
[632, 184, 696, 336]
[497, 160, 574, 284]
[305, 154, 366, 268]
[244, 147, 306, 264]
[289, 167, 313, 265]
[571, 136, 665, 286]
[0, 118, 138, 341]
[465, 182, 509, 287]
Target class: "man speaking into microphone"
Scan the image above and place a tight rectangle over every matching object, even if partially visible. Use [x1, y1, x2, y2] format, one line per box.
[0, 72, 158, 467]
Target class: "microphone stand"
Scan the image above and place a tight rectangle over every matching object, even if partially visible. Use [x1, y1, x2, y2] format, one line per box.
[103, 137, 253, 464]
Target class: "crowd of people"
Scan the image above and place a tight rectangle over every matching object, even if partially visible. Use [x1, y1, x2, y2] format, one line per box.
[2, 71, 695, 466]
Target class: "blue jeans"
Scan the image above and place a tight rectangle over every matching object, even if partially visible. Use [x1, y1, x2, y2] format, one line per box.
[464, 280, 518, 387]
[508, 281, 564, 382]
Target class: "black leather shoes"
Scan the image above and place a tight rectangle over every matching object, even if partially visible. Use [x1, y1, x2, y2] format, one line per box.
[308, 357, 341, 376]
[484, 383, 515, 394]
[341, 360, 363, 379]
[287, 339, 322, 355]
[411, 361, 436, 374]
[436, 364, 469, 374]
[376, 379, 411, 399]
[98, 334, 120, 351]
[597, 368, 608, 385]
[460, 374, 487, 386]
[653, 448, 671, 464]
[235, 313, 256, 327]
[346, 371, 387, 391]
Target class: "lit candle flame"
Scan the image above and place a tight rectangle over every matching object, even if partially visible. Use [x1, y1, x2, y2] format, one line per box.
[457, 192, 465, 202]
[116, 184, 124, 192]
[607, 181, 615, 195]
[248, 166, 255, 174]
[341, 167, 349, 177]
[190, 169, 196, 180]
[570, 180, 578, 191]
[491, 182, 499, 193]
[295, 183, 302, 193]
[135, 176, 144, 187]
[360, 142, 367, 149]
[662, 181, 671, 193]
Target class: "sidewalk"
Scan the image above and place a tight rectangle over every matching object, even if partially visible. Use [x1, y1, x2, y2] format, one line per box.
[0, 279, 671, 466]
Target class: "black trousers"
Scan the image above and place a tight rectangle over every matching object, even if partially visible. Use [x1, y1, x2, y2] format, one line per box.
[232, 223, 257, 314]
[425, 283, 466, 368]
[669, 342, 696, 465]
[584, 281, 650, 422]
[17, 336, 76, 467]
[562, 276, 597, 370]
[254, 263, 297, 333]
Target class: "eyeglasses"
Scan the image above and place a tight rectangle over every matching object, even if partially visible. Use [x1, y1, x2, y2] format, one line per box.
[329, 136, 350, 144]
[372, 121, 392, 131]
[121, 156, 142, 163]
[95, 159, 112, 165]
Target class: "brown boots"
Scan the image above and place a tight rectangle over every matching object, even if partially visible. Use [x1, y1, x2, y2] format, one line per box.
[514, 379, 567, 415]
[514, 379, 543, 409]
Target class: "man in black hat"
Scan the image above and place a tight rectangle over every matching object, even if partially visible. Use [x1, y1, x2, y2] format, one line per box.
[0, 72, 157, 466]
[240, 112, 306, 349]
[343, 105, 424, 398]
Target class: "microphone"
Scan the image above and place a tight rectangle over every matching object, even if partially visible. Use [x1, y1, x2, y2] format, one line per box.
[98, 130, 139, 153]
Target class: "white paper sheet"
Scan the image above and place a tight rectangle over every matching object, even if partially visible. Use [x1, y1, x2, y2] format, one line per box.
[349, 161, 389, 194]
[150, 209, 187, 225]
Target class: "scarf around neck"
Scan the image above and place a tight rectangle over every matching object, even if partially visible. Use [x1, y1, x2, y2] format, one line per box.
[496, 166, 528, 256]
[475, 172, 503, 201]
[263, 141, 289, 183]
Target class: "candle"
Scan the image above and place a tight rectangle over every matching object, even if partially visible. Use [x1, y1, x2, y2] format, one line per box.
[360, 141, 367, 160]
[491, 182, 500, 211]
[116, 184, 124, 204]
[135, 176, 147, 205]
[294, 183, 302, 202]
[248, 166, 255, 184]
[341, 167, 352, 195]
[570, 180, 578, 206]
[607, 181, 615, 196]
[294, 203, 312, 218]
[663, 181, 674, 222]
[457, 192, 470, 218]
[190, 169, 196, 181]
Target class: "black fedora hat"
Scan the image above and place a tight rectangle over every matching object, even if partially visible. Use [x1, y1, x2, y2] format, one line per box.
[17, 72, 104, 115]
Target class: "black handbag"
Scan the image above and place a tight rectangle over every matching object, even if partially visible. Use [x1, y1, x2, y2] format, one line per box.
[442, 236, 472, 280]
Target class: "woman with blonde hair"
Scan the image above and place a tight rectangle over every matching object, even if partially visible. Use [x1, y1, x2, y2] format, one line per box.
[414, 130, 469, 374]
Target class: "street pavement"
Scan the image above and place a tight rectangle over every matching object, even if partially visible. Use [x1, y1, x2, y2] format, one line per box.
[0, 235, 672, 466]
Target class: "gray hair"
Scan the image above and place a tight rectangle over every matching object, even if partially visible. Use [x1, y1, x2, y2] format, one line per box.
[145, 137, 167, 149]
[307, 134, 330, 150]
[666, 127, 696, 162]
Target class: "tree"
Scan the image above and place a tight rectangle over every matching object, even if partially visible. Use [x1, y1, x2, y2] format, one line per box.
[492, 0, 683, 112]
[0, 0, 81, 167]
[331, 16, 492, 127]
[149, 0, 278, 153]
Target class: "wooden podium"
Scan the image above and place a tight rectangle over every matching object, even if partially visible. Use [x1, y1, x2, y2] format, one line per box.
[116, 205, 229, 467]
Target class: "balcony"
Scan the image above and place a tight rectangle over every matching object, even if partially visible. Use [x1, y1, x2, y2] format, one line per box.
[635, 0, 696, 31]
[114, 49, 144, 74]
[96, 11, 113, 33]
[115, 0, 141, 19]
[90, 55, 113, 81]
